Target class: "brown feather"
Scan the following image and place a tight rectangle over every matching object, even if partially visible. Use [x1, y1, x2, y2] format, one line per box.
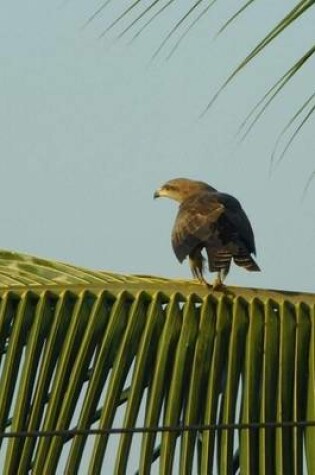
[155, 177, 260, 285]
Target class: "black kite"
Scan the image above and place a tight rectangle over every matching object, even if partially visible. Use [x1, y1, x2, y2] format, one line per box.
[154, 178, 260, 289]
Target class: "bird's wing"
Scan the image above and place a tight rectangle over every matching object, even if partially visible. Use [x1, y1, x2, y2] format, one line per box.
[172, 193, 225, 262]
[217, 193, 257, 254]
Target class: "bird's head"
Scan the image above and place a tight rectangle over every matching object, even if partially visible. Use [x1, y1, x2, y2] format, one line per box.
[154, 178, 216, 203]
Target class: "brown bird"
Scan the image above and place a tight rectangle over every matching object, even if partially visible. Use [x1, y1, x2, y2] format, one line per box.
[154, 178, 260, 289]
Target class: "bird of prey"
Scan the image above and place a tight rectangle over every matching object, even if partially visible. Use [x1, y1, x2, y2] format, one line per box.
[154, 178, 260, 289]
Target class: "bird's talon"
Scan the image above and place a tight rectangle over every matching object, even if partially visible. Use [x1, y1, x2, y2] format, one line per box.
[212, 283, 226, 291]
[212, 279, 226, 291]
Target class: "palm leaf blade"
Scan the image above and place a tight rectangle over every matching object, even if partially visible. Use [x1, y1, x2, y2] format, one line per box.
[219, 298, 247, 474]
[139, 293, 182, 473]
[240, 298, 264, 473]
[160, 295, 199, 473]
[0, 251, 313, 472]
[306, 304, 315, 473]
[200, 297, 231, 473]
[114, 293, 163, 474]
[179, 296, 216, 474]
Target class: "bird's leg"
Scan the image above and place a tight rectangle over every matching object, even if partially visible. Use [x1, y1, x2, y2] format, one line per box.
[220, 266, 230, 283]
[212, 267, 229, 291]
[212, 272, 223, 290]
[197, 270, 211, 288]
[189, 254, 210, 287]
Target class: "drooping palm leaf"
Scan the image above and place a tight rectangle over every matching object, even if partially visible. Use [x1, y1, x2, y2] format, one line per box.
[206, 1, 315, 160]
[86, 0, 315, 160]
[165, 0, 216, 60]
[118, 0, 168, 41]
[271, 91, 315, 168]
[0, 250, 314, 473]
[273, 101, 315, 168]
[150, 0, 215, 61]
[303, 169, 315, 198]
[237, 46, 315, 141]
[127, 0, 177, 45]
[82, 0, 113, 30]
[209, 0, 315, 105]
[215, 0, 255, 37]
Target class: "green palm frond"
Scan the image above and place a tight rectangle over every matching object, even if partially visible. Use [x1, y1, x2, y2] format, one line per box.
[303, 169, 315, 198]
[212, 0, 315, 88]
[82, 0, 113, 30]
[86, 0, 315, 160]
[273, 100, 315, 172]
[150, 0, 217, 61]
[272, 91, 315, 166]
[239, 47, 315, 137]
[165, 0, 216, 61]
[117, 0, 169, 42]
[0, 250, 314, 473]
[206, 3, 315, 155]
[215, 0, 255, 37]
[127, 0, 176, 45]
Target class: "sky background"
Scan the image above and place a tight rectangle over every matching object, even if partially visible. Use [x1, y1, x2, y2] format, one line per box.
[1, 0, 315, 295]
[1, 1, 315, 473]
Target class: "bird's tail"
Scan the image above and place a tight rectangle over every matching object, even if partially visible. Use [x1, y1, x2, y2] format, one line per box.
[233, 252, 260, 272]
[206, 248, 232, 273]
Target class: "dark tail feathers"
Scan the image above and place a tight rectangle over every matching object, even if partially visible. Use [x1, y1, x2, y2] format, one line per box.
[233, 253, 260, 272]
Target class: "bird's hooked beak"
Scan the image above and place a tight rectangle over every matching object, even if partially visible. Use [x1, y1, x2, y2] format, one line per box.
[153, 188, 162, 199]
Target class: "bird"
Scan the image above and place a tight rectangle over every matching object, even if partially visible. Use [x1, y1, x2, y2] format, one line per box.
[154, 177, 260, 289]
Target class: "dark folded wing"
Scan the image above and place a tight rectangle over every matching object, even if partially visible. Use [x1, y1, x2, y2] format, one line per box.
[172, 194, 224, 262]
[217, 193, 257, 254]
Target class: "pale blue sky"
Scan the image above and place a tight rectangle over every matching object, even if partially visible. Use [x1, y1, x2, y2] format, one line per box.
[1, 0, 315, 294]
[1, 1, 315, 473]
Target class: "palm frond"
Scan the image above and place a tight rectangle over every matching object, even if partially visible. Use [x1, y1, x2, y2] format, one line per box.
[303, 170, 315, 199]
[166, 0, 216, 60]
[85, 0, 315, 157]
[238, 45, 315, 141]
[82, 0, 113, 29]
[275, 101, 315, 167]
[271, 91, 315, 169]
[205, 1, 315, 112]
[117, 0, 167, 41]
[128, 0, 176, 45]
[0, 250, 314, 472]
[98, 0, 143, 38]
[151, 0, 207, 61]
[215, 0, 255, 37]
